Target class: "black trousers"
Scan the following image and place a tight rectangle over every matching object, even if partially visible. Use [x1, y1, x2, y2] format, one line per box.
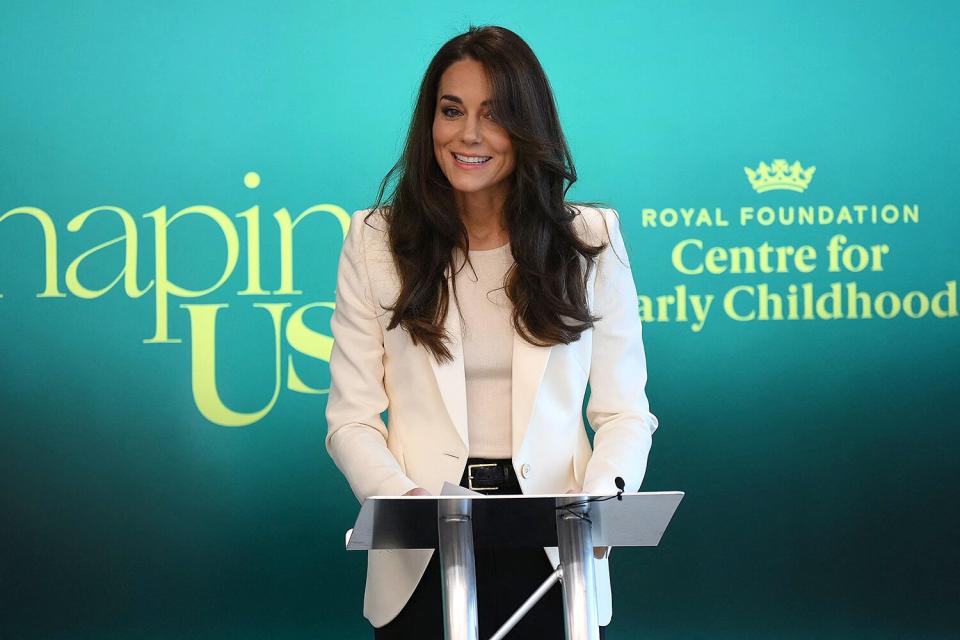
[373, 460, 607, 639]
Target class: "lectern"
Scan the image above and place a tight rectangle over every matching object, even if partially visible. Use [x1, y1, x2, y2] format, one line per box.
[347, 490, 683, 640]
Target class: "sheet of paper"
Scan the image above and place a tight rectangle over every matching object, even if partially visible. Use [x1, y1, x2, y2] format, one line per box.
[440, 481, 482, 496]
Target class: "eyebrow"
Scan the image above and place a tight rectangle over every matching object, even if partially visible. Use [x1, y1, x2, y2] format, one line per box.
[439, 94, 490, 106]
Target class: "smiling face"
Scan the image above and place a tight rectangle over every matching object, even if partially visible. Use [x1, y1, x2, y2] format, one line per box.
[432, 58, 516, 208]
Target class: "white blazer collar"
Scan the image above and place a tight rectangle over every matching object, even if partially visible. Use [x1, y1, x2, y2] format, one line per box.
[426, 288, 469, 448]
[510, 329, 552, 456]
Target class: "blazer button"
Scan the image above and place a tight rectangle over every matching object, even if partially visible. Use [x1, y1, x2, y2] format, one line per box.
[520, 463, 531, 479]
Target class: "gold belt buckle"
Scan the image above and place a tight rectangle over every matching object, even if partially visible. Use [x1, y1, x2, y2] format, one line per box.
[468, 463, 499, 491]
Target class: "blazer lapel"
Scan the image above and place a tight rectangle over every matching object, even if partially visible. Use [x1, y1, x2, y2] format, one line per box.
[511, 330, 552, 456]
[428, 265, 470, 449]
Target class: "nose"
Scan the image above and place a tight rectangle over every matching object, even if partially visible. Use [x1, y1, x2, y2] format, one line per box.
[460, 112, 482, 144]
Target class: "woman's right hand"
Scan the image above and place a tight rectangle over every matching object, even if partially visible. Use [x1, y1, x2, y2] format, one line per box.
[403, 487, 431, 496]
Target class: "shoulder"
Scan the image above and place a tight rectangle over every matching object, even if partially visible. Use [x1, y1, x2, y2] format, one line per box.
[567, 203, 622, 246]
[347, 207, 390, 240]
[344, 207, 392, 260]
[338, 208, 401, 296]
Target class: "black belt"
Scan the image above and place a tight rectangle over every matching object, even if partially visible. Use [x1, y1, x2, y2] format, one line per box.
[461, 458, 516, 492]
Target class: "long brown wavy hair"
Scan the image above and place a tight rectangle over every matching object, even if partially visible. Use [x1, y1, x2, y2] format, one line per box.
[367, 25, 608, 363]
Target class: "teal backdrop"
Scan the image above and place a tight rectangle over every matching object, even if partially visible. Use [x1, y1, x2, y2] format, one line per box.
[1, 1, 958, 638]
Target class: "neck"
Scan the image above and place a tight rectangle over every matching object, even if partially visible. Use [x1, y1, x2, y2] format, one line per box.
[455, 188, 509, 250]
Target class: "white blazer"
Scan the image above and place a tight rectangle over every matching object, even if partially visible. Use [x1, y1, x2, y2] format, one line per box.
[325, 204, 658, 628]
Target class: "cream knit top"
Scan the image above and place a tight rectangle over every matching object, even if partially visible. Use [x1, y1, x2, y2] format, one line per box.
[452, 242, 515, 459]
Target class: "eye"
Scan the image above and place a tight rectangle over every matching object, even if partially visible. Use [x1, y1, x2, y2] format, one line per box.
[441, 107, 462, 117]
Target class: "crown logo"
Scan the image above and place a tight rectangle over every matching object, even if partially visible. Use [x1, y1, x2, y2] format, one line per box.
[744, 159, 816, 193]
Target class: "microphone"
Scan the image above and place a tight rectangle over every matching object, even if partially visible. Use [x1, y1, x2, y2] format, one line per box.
[555, 476, 628, 515]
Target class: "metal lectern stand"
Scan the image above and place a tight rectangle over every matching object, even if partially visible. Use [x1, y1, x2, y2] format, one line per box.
[346, 491, 684, 640]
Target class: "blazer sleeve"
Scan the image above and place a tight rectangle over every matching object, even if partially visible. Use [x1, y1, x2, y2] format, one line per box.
[581, 208, 659, 494]
[325, 210, 418, 503]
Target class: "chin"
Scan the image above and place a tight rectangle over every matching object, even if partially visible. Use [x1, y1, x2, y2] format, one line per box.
[444, 169, 500, 191]
[449, 178, 484, 191]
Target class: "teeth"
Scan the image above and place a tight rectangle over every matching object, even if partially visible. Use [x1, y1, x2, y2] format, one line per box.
[454, 153, 491, 164]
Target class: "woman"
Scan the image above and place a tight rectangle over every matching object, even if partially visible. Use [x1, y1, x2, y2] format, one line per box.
[325, 25, 658, 638]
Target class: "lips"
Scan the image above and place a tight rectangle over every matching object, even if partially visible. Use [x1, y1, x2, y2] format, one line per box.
[452, 151, 492, 168]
